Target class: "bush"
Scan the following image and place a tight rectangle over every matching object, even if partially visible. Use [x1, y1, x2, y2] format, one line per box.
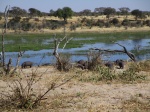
[21, 22, 32, 31]
[70, 24, 76, 31]
[118, 62, 146, 82]
[81, 17, 87, 23]
[55, 53, 72, 72]
[111, 18, 119, 25]
[34, 18, 39, 22]
[23, 18, 30, 22]
[145, 20, 150, 26]
[96, 19, 105, 27]
[85, 18, 94, 29]
[87, 51, 102, 71]
[45, 20, 64, 30]
[122, 19, 130, 26]
[105, 22, 111, 28]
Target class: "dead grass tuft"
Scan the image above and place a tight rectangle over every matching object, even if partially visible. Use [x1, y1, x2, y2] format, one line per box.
[122, 94, 150, 112]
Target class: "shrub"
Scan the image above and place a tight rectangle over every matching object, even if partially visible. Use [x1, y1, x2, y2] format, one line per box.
[87, 51, 102, 71]
[145, 20, 150, 26]
[55, 53, 72, 72]
[21, 21, 32, 31]
[105, 22, 111, 28]
[96, 19, 105, 27]
[111, 18, 119, 25]
[23, 18, 30, 22]
[118, 62, 146, 82]
[34, 18, 39, 22]
[78, 66, 116, 82]
[85, 18, 94, 29]
[70, 24, 76, 31]
[81, 17, 87, 23]
[122, 19, 130, 26]
[0, 67, 74, 110]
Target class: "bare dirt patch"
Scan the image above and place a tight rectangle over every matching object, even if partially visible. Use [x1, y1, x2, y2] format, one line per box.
[0, 66, 150, 112]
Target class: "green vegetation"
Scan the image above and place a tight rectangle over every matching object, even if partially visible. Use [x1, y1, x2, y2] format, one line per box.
[1, 31, 150, 52]
[77, 61, 149, 83]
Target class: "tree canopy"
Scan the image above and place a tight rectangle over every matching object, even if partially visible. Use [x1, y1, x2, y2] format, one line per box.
[54, 7, 73, 22]
[28, 8, 42, 17]
[131, 9, 142, 20]
[9, 7, 27, 17]
[119, 7, 130, 18]
[104, 7, 116, 19]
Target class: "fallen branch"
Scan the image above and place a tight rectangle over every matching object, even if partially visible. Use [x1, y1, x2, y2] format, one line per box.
[91, 42, 136, 62]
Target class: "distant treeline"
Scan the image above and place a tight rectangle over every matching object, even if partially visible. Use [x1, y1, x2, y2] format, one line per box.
[0, 6, 150, 32]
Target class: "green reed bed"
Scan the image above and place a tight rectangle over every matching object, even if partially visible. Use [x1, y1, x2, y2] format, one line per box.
[1, 31, 150, 52]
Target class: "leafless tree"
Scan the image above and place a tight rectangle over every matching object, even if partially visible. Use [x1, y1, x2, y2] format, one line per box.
[1, 6, 10, 67]
[53, 34, 73, 71]
[1, 6, 25, 75]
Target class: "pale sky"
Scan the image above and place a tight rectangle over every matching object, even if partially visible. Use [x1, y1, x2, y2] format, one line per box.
[0, 0, 150, 12]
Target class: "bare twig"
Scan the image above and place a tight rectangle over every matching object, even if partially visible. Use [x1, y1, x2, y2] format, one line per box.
[33, 74, 76, 107]
[11, 47, 25, 74]
[53, 34, 73, 71]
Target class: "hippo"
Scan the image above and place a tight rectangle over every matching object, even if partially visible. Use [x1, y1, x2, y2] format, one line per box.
[77, 60, 86, 65]
[21, 61, 33, 68]
[77, 60, 88, 70]
[115, 59, 124, 69]
[105, 61, 113, 69]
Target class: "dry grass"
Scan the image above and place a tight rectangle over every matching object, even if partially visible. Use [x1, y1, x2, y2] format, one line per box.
[122, 94, 150, 112]
[0, 61, 150, 112]
[0, 15, 150, 34]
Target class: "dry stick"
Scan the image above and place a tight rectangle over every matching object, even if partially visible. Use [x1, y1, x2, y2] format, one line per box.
[1, 6, 9, 68]
[92, 42, 136, 62]
[53, 35, 73, 71]
[11, 47, 25, 74]
[33, 74, 76, 106]
[115, 42, 136, 61]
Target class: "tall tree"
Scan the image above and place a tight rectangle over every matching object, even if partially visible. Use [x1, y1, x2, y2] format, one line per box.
[94, 7, 106, 15]
[104, 7, 116, 19]
[54, 7, 73, 23]
[131, 9, 142, 20]
[28, 8, 42, 17]
[80, 9, 92, 16]
[9, 6, 27, 17]
[49, 9, 55, 16]
[119, 7, 130, 18]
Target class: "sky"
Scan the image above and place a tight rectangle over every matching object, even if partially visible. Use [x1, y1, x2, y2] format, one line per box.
[0, 0, 150, 13]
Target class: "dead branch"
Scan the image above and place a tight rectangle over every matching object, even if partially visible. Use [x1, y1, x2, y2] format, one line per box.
[53, 34, 73, 71]
[2, 6, 9, 68]
[91, 42, 136, 62]
[11, 47, 25, 74]
[1, 6, 10, 68]
[33, 74, 76, 107]
[5, 58, 12, 74]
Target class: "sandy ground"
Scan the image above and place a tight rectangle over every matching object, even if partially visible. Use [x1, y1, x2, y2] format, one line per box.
[0, 66, 149, 112]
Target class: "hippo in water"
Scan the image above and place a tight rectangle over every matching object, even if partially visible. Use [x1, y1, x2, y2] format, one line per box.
[21, 61, 33, 68]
